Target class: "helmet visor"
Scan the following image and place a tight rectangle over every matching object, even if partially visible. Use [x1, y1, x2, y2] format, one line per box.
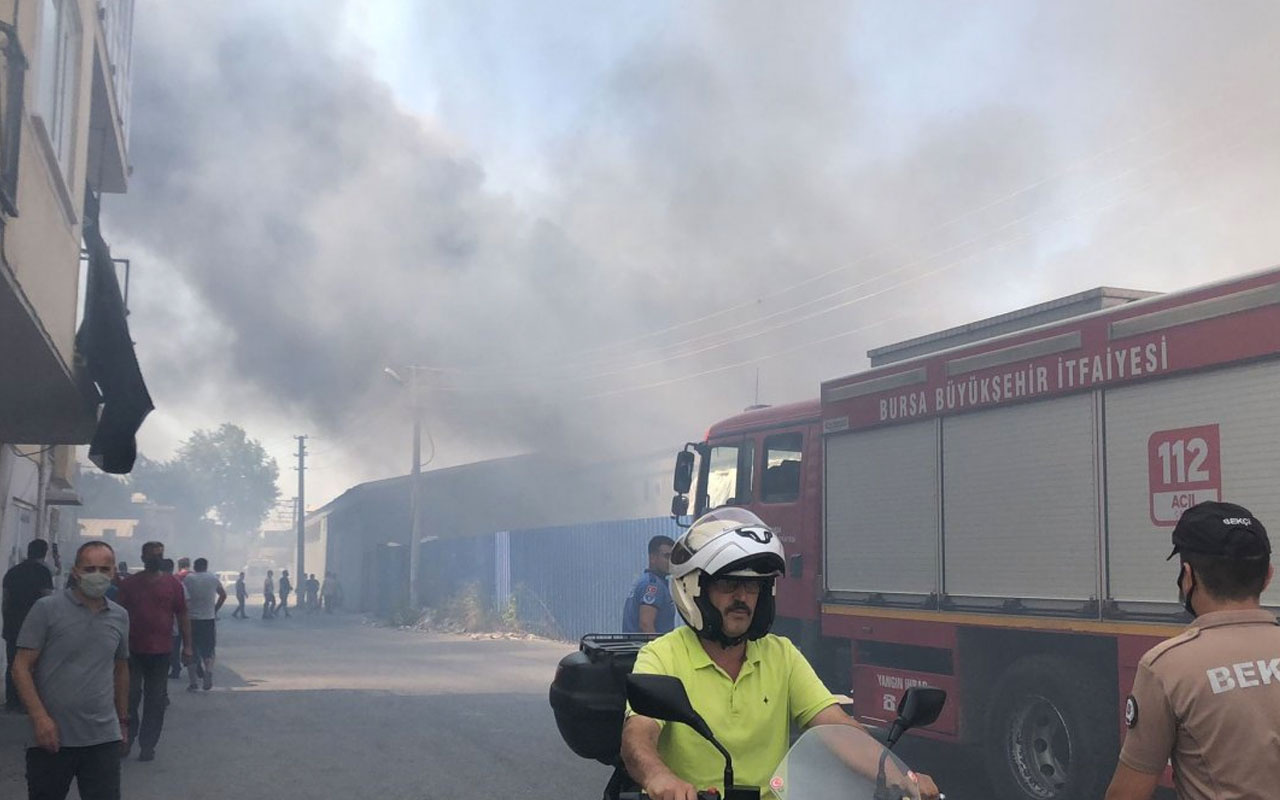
[673, 508, 773, 560]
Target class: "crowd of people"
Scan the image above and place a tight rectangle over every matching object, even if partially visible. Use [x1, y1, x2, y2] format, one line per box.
[1, 538, 347, 799]
[258, 569, 343, 619]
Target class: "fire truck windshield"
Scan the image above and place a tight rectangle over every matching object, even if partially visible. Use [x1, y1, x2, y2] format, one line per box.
[705, 440, 753, 510]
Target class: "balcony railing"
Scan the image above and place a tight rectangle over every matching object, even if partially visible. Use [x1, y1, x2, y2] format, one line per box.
[0, 19, 26, 218]
[98, 0, 134, 146]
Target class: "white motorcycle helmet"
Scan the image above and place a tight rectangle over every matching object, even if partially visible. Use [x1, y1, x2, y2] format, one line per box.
[670, 507, 786, 646]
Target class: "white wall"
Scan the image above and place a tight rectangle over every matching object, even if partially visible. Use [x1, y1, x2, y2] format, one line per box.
[0, 449, 40, 569]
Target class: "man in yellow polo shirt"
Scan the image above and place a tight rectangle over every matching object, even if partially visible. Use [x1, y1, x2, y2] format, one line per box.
[621, 508, 940, 800]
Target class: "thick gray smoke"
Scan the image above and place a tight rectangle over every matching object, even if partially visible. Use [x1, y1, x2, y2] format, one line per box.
[106, 1, 1280, 497]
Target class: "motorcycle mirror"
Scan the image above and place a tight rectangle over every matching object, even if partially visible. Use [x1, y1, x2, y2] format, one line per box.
[673, 450, 695, 495]
[671, 494, 689, 517]
[885, 687, 947, 748]
[898, 686, 946, 729]
[626, 674, 710, 735]
[626, 674, 738, 792]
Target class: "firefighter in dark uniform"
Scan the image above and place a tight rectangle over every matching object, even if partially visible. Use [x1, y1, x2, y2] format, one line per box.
[1105, 501, 1280, 800]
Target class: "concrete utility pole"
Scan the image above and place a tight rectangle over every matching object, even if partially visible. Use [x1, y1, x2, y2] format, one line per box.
[33, 448, 47, 544]
[384, 366, 425, 607]
[410, 372, 422, 607]
[295, 435, 307, 586]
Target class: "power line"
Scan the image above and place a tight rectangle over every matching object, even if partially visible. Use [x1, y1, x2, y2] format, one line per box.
[10, 445, 57, 461]
[581, 314, 905, 400]
[547, 104, 1273, 378]
[419, 121, 1272, 407]
[408, 95, 1271, 377]
[424, 101, 1273, 395]
[429, 159, 1164, 395]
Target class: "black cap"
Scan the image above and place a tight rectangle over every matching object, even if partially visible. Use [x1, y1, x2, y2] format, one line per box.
[1168, 501, 1271, 561]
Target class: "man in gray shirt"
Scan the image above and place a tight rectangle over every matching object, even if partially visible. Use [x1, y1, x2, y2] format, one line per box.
[12, 540, 129, 800]
[182, 558, 226, 691]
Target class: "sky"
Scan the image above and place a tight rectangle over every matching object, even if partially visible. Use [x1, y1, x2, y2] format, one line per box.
[100, 0, 1280, 510]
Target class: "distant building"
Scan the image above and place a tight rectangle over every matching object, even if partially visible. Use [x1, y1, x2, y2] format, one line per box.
[0, 0, 149, 569]
[308, 451, 672, 612]
[70, 498, 176, 564]
[77, 516, 138, 544]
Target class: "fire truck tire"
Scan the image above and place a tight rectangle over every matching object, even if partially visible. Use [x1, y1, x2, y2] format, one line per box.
[982, 654, 1117, 800]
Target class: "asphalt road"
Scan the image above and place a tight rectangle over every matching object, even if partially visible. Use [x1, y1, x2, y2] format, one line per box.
[1, 611, 608, 799]
[0, 611, 1003, 799]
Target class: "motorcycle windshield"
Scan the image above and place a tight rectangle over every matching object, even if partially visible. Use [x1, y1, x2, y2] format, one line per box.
[768, 725, 921, 800]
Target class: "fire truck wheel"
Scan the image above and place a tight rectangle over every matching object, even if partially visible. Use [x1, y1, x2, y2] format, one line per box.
[983, 654, 1117, 800]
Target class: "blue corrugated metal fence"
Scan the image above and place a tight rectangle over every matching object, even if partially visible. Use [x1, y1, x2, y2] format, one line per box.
[420, 517, 681, 641]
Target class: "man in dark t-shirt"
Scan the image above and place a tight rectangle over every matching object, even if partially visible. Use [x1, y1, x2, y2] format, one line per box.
[232, 572, 248, 619]
[116, 541, 190, 761]
[278, 570, 293, 618]
[3, 539, 53, 711]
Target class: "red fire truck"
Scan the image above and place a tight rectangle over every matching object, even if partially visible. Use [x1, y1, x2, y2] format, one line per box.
[670, 266, 1280, 799]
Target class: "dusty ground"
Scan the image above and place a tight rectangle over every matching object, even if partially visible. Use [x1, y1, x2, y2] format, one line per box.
[0, 612, 607, 799]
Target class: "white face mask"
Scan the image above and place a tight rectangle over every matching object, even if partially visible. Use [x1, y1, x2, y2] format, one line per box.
[77, 571, 113, 599]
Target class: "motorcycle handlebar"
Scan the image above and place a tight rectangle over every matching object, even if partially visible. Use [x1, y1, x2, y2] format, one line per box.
[616, 788, 721, 793]
[617, 788, 941, 800]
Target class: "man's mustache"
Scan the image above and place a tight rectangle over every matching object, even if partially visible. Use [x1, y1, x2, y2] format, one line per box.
[727, 603, 752, 615]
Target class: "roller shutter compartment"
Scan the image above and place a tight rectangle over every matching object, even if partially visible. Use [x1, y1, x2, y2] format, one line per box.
[1105, 359, 1280, 609]
[825, 420, 938, 597]
[942, 393, 1100, 602]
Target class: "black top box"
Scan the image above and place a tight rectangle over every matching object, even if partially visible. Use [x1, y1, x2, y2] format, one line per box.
[549, 633, 660, 765]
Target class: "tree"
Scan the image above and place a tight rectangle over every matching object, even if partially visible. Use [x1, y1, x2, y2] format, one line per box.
[131, 424, 280, 535]
[131, 455, 201, 515]
[175, 424, 280, 534]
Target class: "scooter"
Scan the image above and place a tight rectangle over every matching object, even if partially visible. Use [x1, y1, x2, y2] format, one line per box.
[619, 673, 946, 800]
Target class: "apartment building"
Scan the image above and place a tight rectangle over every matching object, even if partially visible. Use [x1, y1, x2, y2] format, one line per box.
[0, 0, 150, 570]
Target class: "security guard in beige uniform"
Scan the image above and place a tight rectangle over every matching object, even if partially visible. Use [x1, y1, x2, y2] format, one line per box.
[1105, 501, 1279, 800]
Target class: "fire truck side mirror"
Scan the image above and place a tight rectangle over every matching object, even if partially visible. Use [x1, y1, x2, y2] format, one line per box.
[671, 494, 689, 517]
[673, 450, 695, 495]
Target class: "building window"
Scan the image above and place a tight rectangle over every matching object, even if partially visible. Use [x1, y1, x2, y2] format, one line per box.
[761, 433, 803, 504]
[34, 0, 82, 182]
